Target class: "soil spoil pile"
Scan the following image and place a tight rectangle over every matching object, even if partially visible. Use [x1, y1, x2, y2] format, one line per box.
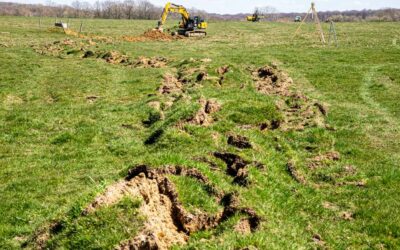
[252, 65, 328, 131]
[122, 30, 177, 42]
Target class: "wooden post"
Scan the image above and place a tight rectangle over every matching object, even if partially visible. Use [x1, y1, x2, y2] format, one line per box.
[79, 21, 83, 33]
[312, 2, 326, 43]
[293, 6, 312, 38]
[293, 2, 326, 44]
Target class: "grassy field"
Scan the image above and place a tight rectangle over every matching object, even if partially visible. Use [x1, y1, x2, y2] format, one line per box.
[0, 16, 399, 249]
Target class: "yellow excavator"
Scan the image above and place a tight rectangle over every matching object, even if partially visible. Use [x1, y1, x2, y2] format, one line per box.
[156, 2, 208, 37]
[247, 11, 264, 22]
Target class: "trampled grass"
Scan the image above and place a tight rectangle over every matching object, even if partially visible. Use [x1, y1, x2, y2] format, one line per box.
[0, 16, 399, 249]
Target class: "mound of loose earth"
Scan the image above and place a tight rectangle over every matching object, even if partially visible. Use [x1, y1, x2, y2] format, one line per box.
[214, 152, 251, 186]
[122, 30, 179, 42]
[252, 65, 328, 131]
[186, 98, 221, 126]
[33, 40, 169, 68]
[32, 165, 261, 249]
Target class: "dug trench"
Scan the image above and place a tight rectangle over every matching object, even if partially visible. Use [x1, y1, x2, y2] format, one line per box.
[32, 38, 169, 68]
[27, 58, 365, 249]
[30, 165, 261, 250]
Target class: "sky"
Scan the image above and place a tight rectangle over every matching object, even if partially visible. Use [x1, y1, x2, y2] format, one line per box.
[3, 0, 400, 14]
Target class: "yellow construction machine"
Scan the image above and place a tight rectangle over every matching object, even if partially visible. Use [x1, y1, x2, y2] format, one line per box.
[247, 11, 264, 22]
[156, 2, 207, 37]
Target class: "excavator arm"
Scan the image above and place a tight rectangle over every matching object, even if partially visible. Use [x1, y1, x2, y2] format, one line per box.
[156, 2, 207, 37]
[158, 2, 190, 30]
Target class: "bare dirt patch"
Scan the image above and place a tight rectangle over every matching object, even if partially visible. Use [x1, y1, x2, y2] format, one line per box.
[187, 98, 221, 126]
[133, 56, 168, 68]
[33, 39, 169, 69]
[159, 74, 184, 95]
[286, 161, 307, 184]
[82, 165, 261, 250]
[214, 152, 251, 186]
[307, 151, 341, 169]
[217, 65, 230, 85]
[251, 65, 328, 131]
[312, 233, 326, 247]
[228, 134, 252, 149]
[122, 29, 180, 42]
[234, 218, 252, 234]
[252, 65, 293, 96]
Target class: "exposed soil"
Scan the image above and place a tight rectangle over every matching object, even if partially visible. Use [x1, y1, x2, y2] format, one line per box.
[252, 65, 328, 131]
[133, 56, 168, 68]
[99, 50, 130, 64]
[312, 233, 326, 247]
[62, 28, 114, 43]
[33, 39, 169, 68]
[286, 161, 306, 184]
[217, 65, 229, 85]
[227, 134, 252, 149]
[187, 98, 221, 126]
[234, 219, 252, 234]
[82, 165, 261, 250]
[159, 74, 184, 95]
[214, 152, 251, 186]
[122, 30, 179, 42]
[86, 95, 99, 103]
[252, 65, 293, 96]
[308, 151, 341, 169]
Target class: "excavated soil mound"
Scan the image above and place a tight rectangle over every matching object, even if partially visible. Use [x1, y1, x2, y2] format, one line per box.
[83, 165, 260, 249]
[252, 66, 293, 96]
[122, 30, 178, 42]
[252, 65, 328, 131]
[217, 65, 230, 85]
[134, 56, 168, 68]
[159, 74, 184, 95]
[100, 51, 130, 64]
[187, 98, 221, 126]
[228, 134, 252, 149]
[32, 39, 81, 56]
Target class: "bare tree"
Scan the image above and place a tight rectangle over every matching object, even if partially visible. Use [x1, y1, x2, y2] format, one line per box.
[124, 0, 135, 19]
[71, 0, 81, 18]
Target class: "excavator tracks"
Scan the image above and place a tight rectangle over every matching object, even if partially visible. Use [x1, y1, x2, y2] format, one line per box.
[185, 31, 207, 37]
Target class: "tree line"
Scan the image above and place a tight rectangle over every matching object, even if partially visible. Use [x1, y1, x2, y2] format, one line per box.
[0, 1, 399, 22]
[0, 1, 163, 19]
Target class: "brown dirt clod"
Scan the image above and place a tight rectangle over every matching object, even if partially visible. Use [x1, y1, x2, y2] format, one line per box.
[308, 151, 341, 169]
[252, 65, 328, 131]
[214, 152, 251, 186]
[187, 98, 221, 126]
[159, 74, 183, 95]
[134, 56, 168, 68]
[234, 219, 252, 234]
[122, 30, 178, 42]
[217, 65, 230, 76]
[86, 165, 260, 249]
[286, 161, 306, 184]
[227, 134, 252, 149]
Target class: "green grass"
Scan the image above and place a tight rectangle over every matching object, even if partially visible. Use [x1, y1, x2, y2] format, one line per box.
[0, 16, 400, 249]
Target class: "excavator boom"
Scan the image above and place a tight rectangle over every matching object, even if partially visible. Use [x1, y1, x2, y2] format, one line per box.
[157, 2, 207, 37]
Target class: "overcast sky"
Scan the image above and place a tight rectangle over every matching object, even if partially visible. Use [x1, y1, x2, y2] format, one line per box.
[3, 0, 400, 14]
